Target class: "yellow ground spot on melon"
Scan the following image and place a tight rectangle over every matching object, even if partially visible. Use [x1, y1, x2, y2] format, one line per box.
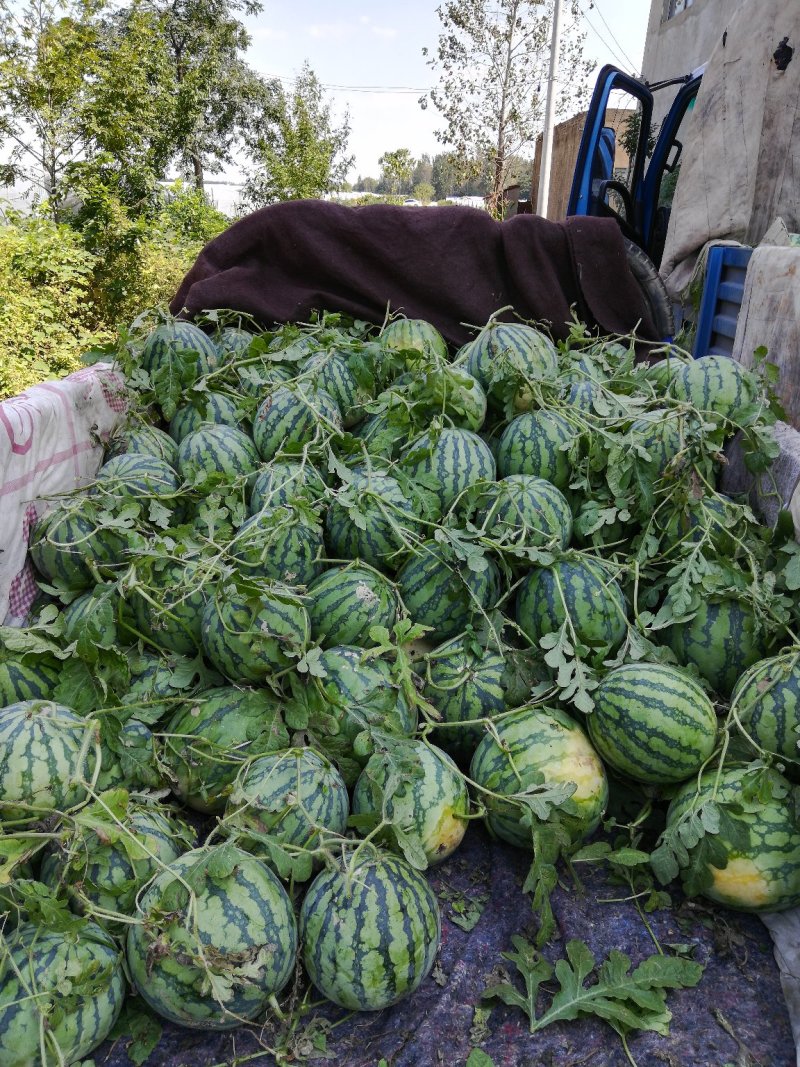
[552, 733, 606, 803]
[710, 857, 772, 908]
[427, 807, 468, 862]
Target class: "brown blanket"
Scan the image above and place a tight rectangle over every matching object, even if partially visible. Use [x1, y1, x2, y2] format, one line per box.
[170, 200, 657, 346]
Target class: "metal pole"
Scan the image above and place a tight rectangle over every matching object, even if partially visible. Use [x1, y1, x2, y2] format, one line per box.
[536, 0, 564, 217]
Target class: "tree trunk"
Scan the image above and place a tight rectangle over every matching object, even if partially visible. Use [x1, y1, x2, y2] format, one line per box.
[191, 153, 204, 192]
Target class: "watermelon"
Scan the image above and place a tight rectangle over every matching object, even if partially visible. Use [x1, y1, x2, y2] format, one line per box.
[423, 636, 510, 763]
[106, 423, 179, 468]
[253, 384, 342, 461]
[231, 506, 325, 586]
[61, 583, 129, 646]
[385, 365, 487, 432]
[29, 501, 132, 590]
[587, 662, 718, 784]
[325, 467, 436, 571]
[380, 317, 449, 364]
[141, 320, 220, 380]
[127, 846, 297, 1028]
[307, 564, 399, 648]
[177, 424, 261, 491]
[666, 595, 768, 697]
[458, 320, 558, 412]
[225, 747, 349, 862]
[731, 653, 800, 776]
[396, 541, 500, 642]
[250, 459, 327, 512]
[470, 706, 608, 848]
[163, 686, 289, 812]
[302, 351, 371, 427]
[0, 651, 59, 704]
[629, 409, 685, 478]
[169, 391, 242, 443]
[353, 407, 411, 459]
[298, 646, 417, 784]
[496, 410, 575, 488]
[0, 922, 125, 1066]
[41, 799, 195, 924]
[130, 556, 210, 655]
[120, 650, 221, 725]
[0, 701, 92, 825]
[642, 353, 687, 392]
[216, 325, 255, 360]
[658, 493, 737, 556]
[671, 355, 756, 422]
[95, 718, 160, 792]
[233, 360, 292, 400]
[201, 581, 310, 683]
[516, 556, 628, 664]
[300, 850, 441, 1010]
[399, 427, 496, 512]
[470, 475, 573, 558]
[352, 740, 470, 864]
[567, 380, 622, 417]
[93, 453, 180, 507]
[665, 766, 800, 912]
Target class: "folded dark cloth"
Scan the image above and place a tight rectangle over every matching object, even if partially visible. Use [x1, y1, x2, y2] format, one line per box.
[171, 199, 657, 346]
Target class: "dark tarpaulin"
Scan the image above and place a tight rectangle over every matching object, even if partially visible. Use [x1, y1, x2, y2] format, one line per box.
[100, 825, 795, 1067]
[169, 201, 658, 346]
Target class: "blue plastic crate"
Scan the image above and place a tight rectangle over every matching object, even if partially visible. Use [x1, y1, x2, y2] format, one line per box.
[693, 245, 753, 358]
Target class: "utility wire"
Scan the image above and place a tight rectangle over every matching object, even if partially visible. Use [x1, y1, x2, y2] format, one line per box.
[587, 0, 640, 73]
[578, 5, 637, 75]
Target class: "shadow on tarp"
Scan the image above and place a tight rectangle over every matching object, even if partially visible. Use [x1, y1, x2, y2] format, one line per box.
[99, 823, 795, 1067]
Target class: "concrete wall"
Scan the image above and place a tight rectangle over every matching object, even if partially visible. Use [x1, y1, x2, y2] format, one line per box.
[643, 0, 741, 125]
[531, 108, 634, 221]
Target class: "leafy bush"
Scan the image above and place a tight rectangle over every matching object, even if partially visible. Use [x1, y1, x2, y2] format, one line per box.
[0, 212, 111, 398]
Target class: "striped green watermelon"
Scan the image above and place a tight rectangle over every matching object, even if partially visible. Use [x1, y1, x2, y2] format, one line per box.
[201, 581, 310, 683]
[516, 556, 628, 664]
[0, 701, 93, 825]
[300, 850, 440, 1010]
[302, 351, 371, 427]
[470, 475, 573, 559]
[163, 686, 289, 813]
[666, 595, 768, 697]
[225, 747, 349, 863]
[216, 325, 255, 360]
[94, 453, 180, 504]
[169, 391, 242, 443]
[233, 360, 292, 399]
[253, 384, 342, 461]
[665, 766, 800, 912]
[106, 423, 179, 468]
[231, 507, 325, 586]
[353, 407, 412, 459]
[422, 636, 514, 763]
[399, 427, 496, 512]
[731, 653, 800, 775]
[629, 410, 685, 478]
[127, 845, 297, 1028]
[642, 353, 688, 392]
[41, 799, 195, 925]
[496, 411, 575, 488]
[131, 556, 210, 655]
[307, 564, 399, 648]
[396, 541, 500, 642]
[141, 320, 220, 380]
[470, 706, 608, 848]
[325, 467, 436, 571]
[0, 921, 125, 1066]
[658, 493, 737, 556]
[0, 651, 59, 704]
[299, 646, 417, 784]
[457, 320, 558, 412]
[61, 583, 130, 646]
[567, 380, 622, 417]
[352, 740, 470, 865]
[587, 662, 718, 784]
[120, 650, 221, 725]
[671, 355, 756, 422]
[387, 365, 487, 432]
[250, 459, 327, 512]
[177, 424, 260, 491]
[30, 501, 132, 590]
[380, 317, 449, 364]
[95, 718, 160, 792]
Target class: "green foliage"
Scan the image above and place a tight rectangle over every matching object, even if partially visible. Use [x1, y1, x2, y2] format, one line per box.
[379, 148, 416, 194]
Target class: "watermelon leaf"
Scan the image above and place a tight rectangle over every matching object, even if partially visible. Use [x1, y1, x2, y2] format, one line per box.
[108, 1002, 163, 1067]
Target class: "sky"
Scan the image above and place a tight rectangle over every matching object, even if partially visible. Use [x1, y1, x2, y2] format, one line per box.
[242, 1, 652, 183]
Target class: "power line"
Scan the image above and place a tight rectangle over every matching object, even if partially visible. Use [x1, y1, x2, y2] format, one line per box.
[578, 5, 637, 74]
[261, 72, 429, 95]
[587, 0, 640, 73]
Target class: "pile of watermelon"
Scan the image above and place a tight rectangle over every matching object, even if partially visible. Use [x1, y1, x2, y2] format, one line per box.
[2, 307, 800, 1064]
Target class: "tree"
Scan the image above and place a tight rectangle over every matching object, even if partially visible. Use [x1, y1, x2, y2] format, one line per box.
[239, 63, 353, 209]
[413, 181, 435, 204]
[421, 0, 592, 216]
[378, 148, 415, 195]
[411, 153, 433, 189]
